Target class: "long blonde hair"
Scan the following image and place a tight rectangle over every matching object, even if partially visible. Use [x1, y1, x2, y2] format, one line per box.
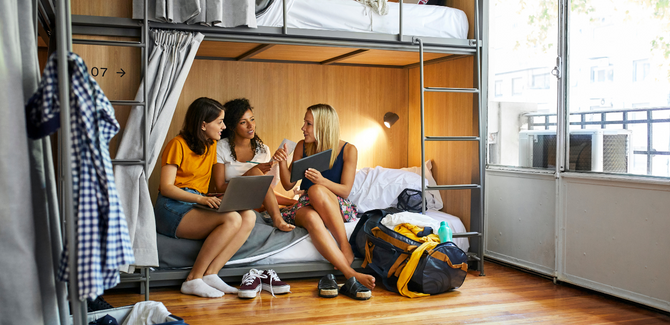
[304, 104, 340, 168]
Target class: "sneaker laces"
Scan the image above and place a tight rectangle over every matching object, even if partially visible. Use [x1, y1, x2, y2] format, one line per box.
[264, 269, 290, 297]
[241, 269, 265, 286]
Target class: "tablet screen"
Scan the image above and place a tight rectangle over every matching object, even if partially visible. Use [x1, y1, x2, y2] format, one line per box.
[290, 149, 332, 183]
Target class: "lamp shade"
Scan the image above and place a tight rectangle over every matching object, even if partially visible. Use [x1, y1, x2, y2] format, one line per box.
[383, 112, 399, 128]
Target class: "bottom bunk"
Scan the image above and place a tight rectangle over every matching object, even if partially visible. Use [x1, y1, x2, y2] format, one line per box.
[118, 164, 471, 290]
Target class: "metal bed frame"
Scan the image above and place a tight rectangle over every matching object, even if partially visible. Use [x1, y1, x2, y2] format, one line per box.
[45, 1, 486, 323]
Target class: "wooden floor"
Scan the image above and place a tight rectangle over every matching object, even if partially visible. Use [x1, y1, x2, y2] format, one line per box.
[102, 261, 670, 324]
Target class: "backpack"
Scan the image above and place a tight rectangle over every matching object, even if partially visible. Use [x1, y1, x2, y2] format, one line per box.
[350, 209, 468, 298]
[396, 188, 426, 213]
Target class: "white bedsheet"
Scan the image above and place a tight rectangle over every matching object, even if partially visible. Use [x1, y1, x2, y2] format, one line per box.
[257, 0, 468, 39]
[250, 209, 469, 265]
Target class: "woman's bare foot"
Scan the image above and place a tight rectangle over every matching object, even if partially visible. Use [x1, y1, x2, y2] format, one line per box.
[333, 243, 356, 271]
[354, 272, 376, 289]
[272, 218, 295, 232]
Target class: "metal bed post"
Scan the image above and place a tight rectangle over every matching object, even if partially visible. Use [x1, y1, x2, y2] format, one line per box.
[282, 0, 288, 34]
[140, 0, 151, 301]
[474, 0, 485, 276]
[418, 38, 426, 214]
[55, 0, 88, 323]
[399, 0, 403, 42]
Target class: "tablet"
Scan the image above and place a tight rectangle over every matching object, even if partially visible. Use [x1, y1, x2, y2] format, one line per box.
[290, 149, 332, 183]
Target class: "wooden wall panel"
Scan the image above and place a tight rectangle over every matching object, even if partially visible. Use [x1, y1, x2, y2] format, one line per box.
[72, 0, 132, 18]
[447, 0, 476, 40]
[73, 37, 142, 158]
[408, 56, 476, 229]
[147, 60, 409, 199]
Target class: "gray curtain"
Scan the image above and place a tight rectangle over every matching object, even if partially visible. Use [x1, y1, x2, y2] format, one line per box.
[133, 0, 257, 27]
[114, 30, 204, 271]
[0, 0, 64, 324]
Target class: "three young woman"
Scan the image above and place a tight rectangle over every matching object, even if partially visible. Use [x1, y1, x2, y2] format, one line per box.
[156, 99, 374, 299]
[154, 97, 255, 298]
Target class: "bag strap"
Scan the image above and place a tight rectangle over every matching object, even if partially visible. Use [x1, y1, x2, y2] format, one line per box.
[396, 241, 437, 298]
[429, 250, 469, 272]
[371, 227, 413, 252]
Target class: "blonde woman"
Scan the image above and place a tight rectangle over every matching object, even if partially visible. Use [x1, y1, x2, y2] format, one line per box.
[273, 104, 376, 293]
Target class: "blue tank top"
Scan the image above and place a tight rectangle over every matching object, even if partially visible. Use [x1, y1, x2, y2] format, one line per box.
[300, 143, 347, 192]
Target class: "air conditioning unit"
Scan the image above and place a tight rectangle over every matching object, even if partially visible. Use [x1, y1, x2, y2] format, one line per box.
[519, 129, 632, 172]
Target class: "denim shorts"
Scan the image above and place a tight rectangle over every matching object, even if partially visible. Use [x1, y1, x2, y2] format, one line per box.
[154, 188, 201, 238]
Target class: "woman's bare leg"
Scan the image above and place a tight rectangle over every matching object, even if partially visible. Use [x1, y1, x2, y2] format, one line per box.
[306, 185, 354, 265]
[246, 168, 295, 231]
[295, 207, 375, 289]
[204, 209, 256, 273]
[176, 209, 252, 280]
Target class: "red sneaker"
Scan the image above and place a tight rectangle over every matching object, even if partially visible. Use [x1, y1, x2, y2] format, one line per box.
[238, 269, 264, 299]
[261, 269, 290, 296]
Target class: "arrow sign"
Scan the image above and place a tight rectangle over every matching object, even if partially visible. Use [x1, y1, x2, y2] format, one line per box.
[117, 68, 126, 77]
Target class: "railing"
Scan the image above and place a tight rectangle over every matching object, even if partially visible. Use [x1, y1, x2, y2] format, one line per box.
[526, 107, 670, 175]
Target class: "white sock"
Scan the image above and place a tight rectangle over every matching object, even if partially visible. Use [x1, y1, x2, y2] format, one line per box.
[181, 278, 224, 298]
[203, 274, 239, 294]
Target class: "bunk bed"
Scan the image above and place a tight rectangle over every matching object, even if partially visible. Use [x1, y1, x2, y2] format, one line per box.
[50, 0, 485, 303]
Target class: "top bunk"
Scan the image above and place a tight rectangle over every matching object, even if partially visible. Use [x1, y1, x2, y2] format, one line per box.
[56, 0, 481, 68]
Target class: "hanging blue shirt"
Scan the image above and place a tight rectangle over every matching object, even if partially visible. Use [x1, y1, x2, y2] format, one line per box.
[25, 52, 135, 300]
[300, 143, 348, 192]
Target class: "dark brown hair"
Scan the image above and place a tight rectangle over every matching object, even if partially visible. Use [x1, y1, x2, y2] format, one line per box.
[179, 97, 224, 155]
[222, 98, 266, 160]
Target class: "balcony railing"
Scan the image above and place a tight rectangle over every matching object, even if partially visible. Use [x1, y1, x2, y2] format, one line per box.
[525, 107, 670, 175]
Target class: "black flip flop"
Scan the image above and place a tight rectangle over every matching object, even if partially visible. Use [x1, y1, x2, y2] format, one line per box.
[318, 274, 339, 298]
[339, 276, 371, 300]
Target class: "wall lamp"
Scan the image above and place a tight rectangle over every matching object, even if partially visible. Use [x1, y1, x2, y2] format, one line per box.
[383, 112, 399, 128]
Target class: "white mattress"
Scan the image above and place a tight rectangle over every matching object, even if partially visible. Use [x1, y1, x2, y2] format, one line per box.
[250, 209, 469, 265]
[257, 0, 469, 39]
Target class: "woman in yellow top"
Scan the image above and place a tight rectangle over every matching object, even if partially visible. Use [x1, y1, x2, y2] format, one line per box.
[154, 97, 255, 298]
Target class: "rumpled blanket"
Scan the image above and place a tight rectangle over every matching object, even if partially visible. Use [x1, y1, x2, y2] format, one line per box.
[355, 0, 389, 15]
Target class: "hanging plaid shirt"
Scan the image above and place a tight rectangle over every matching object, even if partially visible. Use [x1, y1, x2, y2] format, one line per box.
[25, 52, 135, 300]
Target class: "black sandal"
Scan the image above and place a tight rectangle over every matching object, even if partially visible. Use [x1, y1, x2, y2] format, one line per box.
[339, 276, 371, 300]
[318, 274, 339, 298]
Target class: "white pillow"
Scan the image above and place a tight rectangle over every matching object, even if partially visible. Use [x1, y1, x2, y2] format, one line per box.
[349, 165, 441, 212]
[401, 160, 444, 210]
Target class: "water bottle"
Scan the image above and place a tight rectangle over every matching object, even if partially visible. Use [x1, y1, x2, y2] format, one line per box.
[438, 221, 452, 243]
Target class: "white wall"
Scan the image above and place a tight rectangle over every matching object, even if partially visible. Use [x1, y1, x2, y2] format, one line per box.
[486, 170, 556, 275]
[486, 169, 670, 312]
[558, 174, 670, 312]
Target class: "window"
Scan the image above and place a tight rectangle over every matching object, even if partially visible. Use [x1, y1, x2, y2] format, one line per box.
[590, 65, 614, 83]
[512, 78, 523, 95]
[531, 73, 550, 89]
[488, 0, 670, 178]
[495, 80, 503, 97]
[487, 0, 557, 168]
[633, 59, 650, 82]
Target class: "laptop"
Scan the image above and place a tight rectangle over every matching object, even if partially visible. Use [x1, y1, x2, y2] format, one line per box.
[194, 175, 273, 212]
[290, 149, 332, 182]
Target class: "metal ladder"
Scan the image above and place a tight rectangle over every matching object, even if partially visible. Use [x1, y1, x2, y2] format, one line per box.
[413, 0, 485, 276]
[69, 0, 152, 301]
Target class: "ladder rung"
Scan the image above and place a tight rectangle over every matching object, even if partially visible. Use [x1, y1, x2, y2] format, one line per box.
[424, 87, 479, 93]
[425, 136, 480, 142]
[453, 232, 481, 238]
[73, 39, 146, 48]
[466, 252, 482, 261]
[426, 184, 481, 190]
[112, 159, 145, 165]
[110, 100, 145, 106]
